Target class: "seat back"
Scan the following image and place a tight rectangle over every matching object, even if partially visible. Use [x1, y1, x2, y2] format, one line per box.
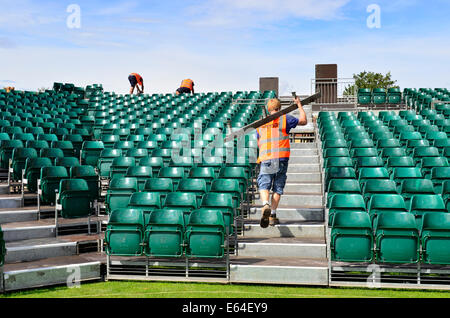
[105, 208, 145, 256]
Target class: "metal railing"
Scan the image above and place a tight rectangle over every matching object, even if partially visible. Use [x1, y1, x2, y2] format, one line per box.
[311, 78, 357, 106]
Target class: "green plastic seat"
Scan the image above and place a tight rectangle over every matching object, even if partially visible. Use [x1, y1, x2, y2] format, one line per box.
[143, 178, 174, 200]
[420, 157, 449, 179]
[354, 156, 384, 170]
[400, 179, 436, 210]
[39, 166, 69, 204]
[324, 167, 357, 192]
[24, 157, 53, 193]
[139, 157, 165, 176]
[105, 177, 138, 214]
[358, 167, 390, 188]
[26, 140, 49, 154]
[101, 134, 120, 148]
[81, 141, 105, 166]
[127, 192, 162, 224]
[323, 148, 350, 159]
[351, 148, 379, 163]
[185, 209, 226, 258]
[331, 211, 373, 262]
[386, 156, 415, 175]
[11, 148, 38, 180]
[375, 212, 419, 264]
[0, 139, 24, 169]
[413, 146, 440, 166]
[421, 213, 450, 265]
[392, 167, 423, 191]
[169, 156, 195, 175]
[176, 179, 208, 208]
[144, 209, 185, 257]
[210, 179, 242, 211]
[368, 194, 408, 229]
[55, 157, 80, 172]
[163, 192, 198, 225]
[51, 141, 74, 157]
[125, 166, 152, 191]
[152, 148, 173, 166]
[218, 167, 247, 195]
[158, 167, 186, 189]
[410, 194, 447, 222]
[381, 147, 408, 165]
[200, 193, 235, 235]
[362, 179, 398, 206]
[430, 167, 450, 194]
[40, 148, 65, 162]
[97, 149, 122, 178]
[58, 179, 92, 219]
[70, 165, 99, 200]
[105, 208, 145, 256]
[376, 138, 402, 154]
[322, 139, 347, 150]
[324, 157, 353, 169]
[109, 157, 136, 179]
[326, 179, 362, 208]
[328, 194, 366, 226]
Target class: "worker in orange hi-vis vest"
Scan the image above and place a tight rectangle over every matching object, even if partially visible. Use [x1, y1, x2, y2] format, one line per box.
[176, 79, 195, 95]
[256, 96, 307, 228]
[128, 73, 144, 95]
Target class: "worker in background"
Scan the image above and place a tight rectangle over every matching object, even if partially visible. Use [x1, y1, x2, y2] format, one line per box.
[256, 97, 307, 228]
[128, 73, 144, 95]
[176, 79, 195, 95]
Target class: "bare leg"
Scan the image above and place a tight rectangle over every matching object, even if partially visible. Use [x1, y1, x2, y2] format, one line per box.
[130, 86, 135, 95]
[271, 193, 282, 211]
[260, 190, 270, 205]
[259, 190, 271, 228]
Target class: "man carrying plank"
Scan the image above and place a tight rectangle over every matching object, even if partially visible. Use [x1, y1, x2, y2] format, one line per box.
[257, 96, 308, 228]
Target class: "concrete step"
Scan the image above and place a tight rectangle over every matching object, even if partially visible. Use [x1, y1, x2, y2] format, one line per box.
[290, 149, 317, 156]
[2, 252, 103, 292]
[248, 207, 324, 222]
[242, 222, 325, 240]
[286, 173, 321, 183]
[229, 257, 328, 286]
[0, 196, 23, 209]
[0, 208, 38, 224]
[1, 216, 106, 242]
[290, 143, 317, 149]
[283, 183, 322, 194]
[287, 164, 320, 173]
[237, 238, 326, 259]
[2, 225, 56, 242]
[289, 156, 319, 164]
[275, 194, 323, 208]
[5, 238, 77, 263]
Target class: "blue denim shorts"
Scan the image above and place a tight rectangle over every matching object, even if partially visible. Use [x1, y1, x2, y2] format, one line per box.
[257, 159, 289, 195]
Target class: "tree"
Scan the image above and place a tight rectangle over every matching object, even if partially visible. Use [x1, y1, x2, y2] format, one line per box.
[344, 71, 399, 96]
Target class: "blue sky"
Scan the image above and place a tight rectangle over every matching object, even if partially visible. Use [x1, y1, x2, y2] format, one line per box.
[1, 0, 450, 95]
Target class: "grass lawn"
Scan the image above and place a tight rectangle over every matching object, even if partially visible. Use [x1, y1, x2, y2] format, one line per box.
[2, 281, 450, 298]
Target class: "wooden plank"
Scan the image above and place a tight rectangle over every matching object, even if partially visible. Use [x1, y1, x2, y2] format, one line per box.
[224, 91, 321, 142]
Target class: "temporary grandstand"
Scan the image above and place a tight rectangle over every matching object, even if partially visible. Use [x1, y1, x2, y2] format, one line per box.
[0, 83, 450, 293]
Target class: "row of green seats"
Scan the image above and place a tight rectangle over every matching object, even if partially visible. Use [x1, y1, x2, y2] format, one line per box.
[331, 210, 450, 265]
[358, 88, 402, 105]
[105, 208, 227, 259]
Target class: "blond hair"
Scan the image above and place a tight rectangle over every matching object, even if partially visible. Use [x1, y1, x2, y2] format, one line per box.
[267, 98, 281, 112]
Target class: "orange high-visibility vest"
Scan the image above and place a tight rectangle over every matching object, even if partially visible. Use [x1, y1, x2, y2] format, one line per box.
[130, 73, 143, 85]
[180, 79, 194, 90]
[256, 115, 291, 164]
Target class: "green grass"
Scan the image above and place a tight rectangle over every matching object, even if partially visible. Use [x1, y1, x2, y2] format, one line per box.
[2, 281, 450, 298]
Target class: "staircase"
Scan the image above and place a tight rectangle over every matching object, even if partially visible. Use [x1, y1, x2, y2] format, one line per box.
[230, 101, 329, 286]
[0, 187, 104, 292]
